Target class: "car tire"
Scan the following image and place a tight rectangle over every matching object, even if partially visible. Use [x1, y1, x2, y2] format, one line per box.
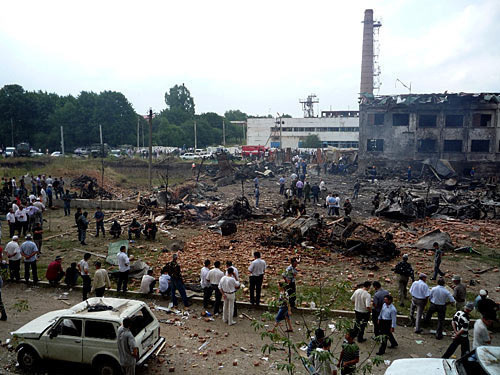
[17, 346, 40, 370]
[95, 359, 121, 375]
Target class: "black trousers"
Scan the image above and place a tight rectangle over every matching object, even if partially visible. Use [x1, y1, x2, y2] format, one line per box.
[95, 286, 105, 297]
[249, 274, 264, 305]
[82, 275, 91, 300]
[378, 319, 398, 354]
[353, 311, 370, 340]
[19, 221, 28, 236]
[48, 272, 64, 285]
[24, 261, 38, 284]
[117, 271, 129, 292]
[424, 303, 446, 338]
[212, 284, 222, 314]
[203, 286, 212, 308]
[9, 260, 21, 281]
[443, 336, 469, 358]
[96, 222, 105, 237]
[8, 223, 15, 238]
[372, 310, 381, 336]
[286, 281, 296, 308]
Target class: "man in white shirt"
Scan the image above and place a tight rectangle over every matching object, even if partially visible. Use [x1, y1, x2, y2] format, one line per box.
[219, 267, 240, 326]
[159, 267, 171, 297]
[117, 245, 130, 293]
[78, 253, 91, 301]
[5, 236, 21, 281]
[206, 261, 224, 315]
[423, 278, 456, 339]
[226, 261, 239, 317]
[15, 206, 28, 237]
[139, 269, 156, 295]
[248, 251, 266, 306]
[409, 273, 431, 333]
[200, 260, 211, 308]
[6, 209, 16, 239]
[350, 281, 372, 342]
[473, 316, 493, 350]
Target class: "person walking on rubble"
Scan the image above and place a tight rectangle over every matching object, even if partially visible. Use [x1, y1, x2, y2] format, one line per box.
[254, 186, 260, 208]
[304, 181, 311, 203]
[311, 182, 320, 203]
[431, 242, 445, 280]
[352, 180, 360, 200]
[370, 165, 377, 183]
[279, 176, 286, 195]
[423, 278, 455, 339]
[407, 166, 412, 182]
[409, 273, 430, 334]
[283, 257, 299, 309]
[393, 254, 415, 307]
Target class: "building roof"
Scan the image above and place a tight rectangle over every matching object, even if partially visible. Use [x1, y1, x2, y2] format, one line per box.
[359, 92, 500, 108]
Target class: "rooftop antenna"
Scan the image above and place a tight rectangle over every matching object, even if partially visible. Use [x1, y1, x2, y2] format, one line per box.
[395, 78, 412, 93]
[299, 94, 319, 118]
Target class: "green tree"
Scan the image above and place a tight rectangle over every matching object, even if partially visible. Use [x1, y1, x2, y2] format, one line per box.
[224, 109, 248, 122]
[164, 84, 195, 116]
[301, 134, 322, 148]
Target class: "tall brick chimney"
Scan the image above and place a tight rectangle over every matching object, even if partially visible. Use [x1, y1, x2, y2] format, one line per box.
[360, 9, 374, 95]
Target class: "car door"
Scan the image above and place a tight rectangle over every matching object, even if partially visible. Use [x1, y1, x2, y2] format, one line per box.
[45, 318, 83, 363]
[82, 320, 119, 365]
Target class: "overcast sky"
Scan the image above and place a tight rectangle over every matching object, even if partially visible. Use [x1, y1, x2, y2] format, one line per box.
[1, 0, 499, 117]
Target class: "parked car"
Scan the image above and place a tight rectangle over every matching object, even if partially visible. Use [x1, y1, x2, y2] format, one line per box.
[11, 298, 165, 375]
[5, 147, 16, 157]
[384, 346, 499, 375]
[50, 151, 62, 157]
[180, 152, 200, 160]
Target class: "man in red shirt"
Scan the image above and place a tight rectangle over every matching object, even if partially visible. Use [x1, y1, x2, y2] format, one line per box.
[46, 256, 65, 286]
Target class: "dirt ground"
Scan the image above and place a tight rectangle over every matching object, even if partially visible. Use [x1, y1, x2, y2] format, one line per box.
[1, 158, 499, 374]
[1, 284, 498, 375]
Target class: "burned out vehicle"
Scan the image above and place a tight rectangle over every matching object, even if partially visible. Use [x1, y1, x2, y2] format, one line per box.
[11, 298, 165, 375]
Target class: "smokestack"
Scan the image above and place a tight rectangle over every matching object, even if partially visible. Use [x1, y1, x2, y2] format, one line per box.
[360, 9, 374, 95]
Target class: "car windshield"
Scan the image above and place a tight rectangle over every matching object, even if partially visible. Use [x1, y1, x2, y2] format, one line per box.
[128, 307, 154, 337]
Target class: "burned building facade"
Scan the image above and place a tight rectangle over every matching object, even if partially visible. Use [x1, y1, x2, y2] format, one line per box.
[358, 93, 500, 173]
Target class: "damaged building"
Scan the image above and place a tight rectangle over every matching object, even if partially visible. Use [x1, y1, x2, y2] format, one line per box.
[358, 93, 500, 174]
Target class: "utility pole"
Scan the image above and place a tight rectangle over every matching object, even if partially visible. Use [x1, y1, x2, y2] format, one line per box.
[10, 118, 14, 147]
[222, 120, 226, 146]
[148, 108, 153, 189]
[60, 126, 65, 155]
[137, 117, 140, 149]
[194, 121, 197, 150]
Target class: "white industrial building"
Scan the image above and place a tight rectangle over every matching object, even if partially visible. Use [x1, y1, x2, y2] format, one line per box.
[246, 111, 359, 149]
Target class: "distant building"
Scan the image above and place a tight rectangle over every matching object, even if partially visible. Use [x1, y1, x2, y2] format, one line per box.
[246, 111, 359, 149]
[358, 93, 500, 172]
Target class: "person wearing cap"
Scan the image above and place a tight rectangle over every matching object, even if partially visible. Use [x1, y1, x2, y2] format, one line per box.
[442, 302, 474, 359]
[20, 234, 39, 285]
[409, 273, 430, 334]
[452, 275, 467, 312]
[46, 256, 65, 286]
[5, 236, 21, 282]
[423, 278, 455, 339]
[476, 290, 499, 321]
[393, 254, 415, 307]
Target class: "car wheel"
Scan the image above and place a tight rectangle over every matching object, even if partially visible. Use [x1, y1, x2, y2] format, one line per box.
[95, 359, 121, 375]
[17, 346, 40, 370]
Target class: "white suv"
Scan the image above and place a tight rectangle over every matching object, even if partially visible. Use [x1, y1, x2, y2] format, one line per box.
[11, 298, 165, 375]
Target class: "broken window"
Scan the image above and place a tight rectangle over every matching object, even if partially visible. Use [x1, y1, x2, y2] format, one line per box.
[129, 307, 155, 336]
[418, 114, 437, 127]
[367, 139, 384, 152]
[374, 114, 385, 125]
[473, 114, 492, 127]
[471, 140, 490, 152]
[85, 320, 117, 340]
[443, 140, 462, 152]
[445, 115, 463, 127]
[418, 139, 437, 152]
[55, 319, 82, 337]
[392, 113, 409, 126]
